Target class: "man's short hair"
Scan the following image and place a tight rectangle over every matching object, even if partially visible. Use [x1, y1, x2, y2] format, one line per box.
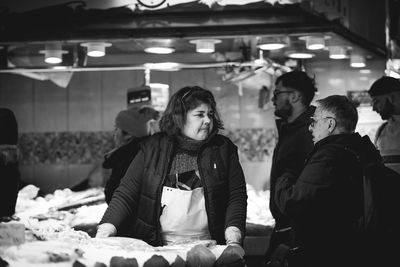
[275, 71, 317, 106]
[316, 95, 358, 133]
[368, 76, 400, 97]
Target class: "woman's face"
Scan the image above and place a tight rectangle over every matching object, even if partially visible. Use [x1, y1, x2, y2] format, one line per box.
[182, 103, 214, 141]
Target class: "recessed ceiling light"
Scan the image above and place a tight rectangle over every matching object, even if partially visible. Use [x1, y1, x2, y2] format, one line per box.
[299, 36, 329, 50]
[257, 36, 287, 50]
[330, 54, 347, 59]
[350, 54, 366, 68]
[359, 69, 371, 74]
[329, 46, 347, 59]
[351, 62, 366, 68]
[189, 39, 221, 53]
[287, 52, 315, 59]
[144, 47, 175, 54]
[39, 43, 68, 64]
[305, 36, 325, 50]
[81, 42, 112, 57]
[257, 43, 286, 50]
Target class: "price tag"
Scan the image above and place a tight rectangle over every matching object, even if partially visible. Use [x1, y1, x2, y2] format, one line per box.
[0, 222, 25, 246]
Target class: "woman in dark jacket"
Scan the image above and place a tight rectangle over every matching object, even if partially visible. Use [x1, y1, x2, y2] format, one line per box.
[96, 86, 247, 248]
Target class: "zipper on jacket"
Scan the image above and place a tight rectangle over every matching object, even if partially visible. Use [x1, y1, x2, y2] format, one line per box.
[197, 146, 213, 240]
[155, 137, 173, 246]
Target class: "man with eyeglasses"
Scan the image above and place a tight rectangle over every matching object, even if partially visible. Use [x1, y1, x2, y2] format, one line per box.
[265, 71, 317, 265]
[368, 76, 400, 174]
[274, 95, 382, 267]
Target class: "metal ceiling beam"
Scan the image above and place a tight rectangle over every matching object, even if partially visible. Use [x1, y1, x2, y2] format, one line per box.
[0, 4, 332, 44]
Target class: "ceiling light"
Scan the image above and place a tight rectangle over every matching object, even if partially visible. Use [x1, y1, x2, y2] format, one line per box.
[329, 46, 347, 59]
[39, 43, 68, 64]
[359, 69, 371, 74]
[287, 52, 315, 59]
[304, 36, 325, 50]
[258, 43, 285, 50]
[189, 39, 221, 53]
[350, 54, 366, 68]
[257, 36, 287, 50]
[81, 42, 112, 57]
[144, 46, 175, 54]
[285, 39, 315, 59]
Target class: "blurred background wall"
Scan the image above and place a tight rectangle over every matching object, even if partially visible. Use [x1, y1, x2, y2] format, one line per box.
[0, 58, 385, 193]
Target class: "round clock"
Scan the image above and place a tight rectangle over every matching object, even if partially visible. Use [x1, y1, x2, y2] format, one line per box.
[137, 0, 167, 8]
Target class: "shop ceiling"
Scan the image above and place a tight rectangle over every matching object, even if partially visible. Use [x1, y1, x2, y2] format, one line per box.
[0, 0, 387, 73]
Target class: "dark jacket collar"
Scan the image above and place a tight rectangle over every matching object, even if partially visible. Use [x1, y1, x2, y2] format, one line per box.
[314, 132, 382, 164]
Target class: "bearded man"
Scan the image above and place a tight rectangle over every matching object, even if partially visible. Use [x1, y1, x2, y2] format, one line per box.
[265, 70, 317, 265]
[368, 76, 400, 174]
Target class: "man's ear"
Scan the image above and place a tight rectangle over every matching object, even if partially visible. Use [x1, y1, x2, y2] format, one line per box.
[328, 118, 336, 133]
[290, 90, 301, 104]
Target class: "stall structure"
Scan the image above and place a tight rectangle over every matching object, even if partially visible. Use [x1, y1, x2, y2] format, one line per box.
[0, 1, 394, 266]
[0, 184, 273, 266]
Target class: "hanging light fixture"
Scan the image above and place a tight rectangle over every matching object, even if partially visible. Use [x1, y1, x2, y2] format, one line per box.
[350, 53, 366, 68]
[257, 36, 287, 50]
[39, 43, 68, 64]
[304, 36, 325, 50]
[144, 39, 176, 54]
[286, 41, 315, 59]
[287, 52, 315, 59]
[189, 39, 221, 53]
[144, 46, 175, 54]
[80, 42, 112, 57]
[329, 46, 347, 59]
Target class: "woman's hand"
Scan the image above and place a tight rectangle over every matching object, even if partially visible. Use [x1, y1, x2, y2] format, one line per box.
[95, 223, 117, 238]
[225, 226, 242, 246]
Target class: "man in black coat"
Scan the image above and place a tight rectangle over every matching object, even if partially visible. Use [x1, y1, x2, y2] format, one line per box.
[103, 105, 159, 204]
[275, 95, 383, 267]
[70, 106, 159, 195]
[368, 76, 400, 174]
[0, 108, 21, 219]
[265, 71, 317, 263]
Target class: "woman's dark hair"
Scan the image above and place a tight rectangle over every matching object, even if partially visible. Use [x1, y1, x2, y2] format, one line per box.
[159, 86, 224, 135]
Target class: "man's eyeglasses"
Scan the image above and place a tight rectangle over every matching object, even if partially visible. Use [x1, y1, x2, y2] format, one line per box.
[310, 116, 335, 127]
[272, 90, 294, 98]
